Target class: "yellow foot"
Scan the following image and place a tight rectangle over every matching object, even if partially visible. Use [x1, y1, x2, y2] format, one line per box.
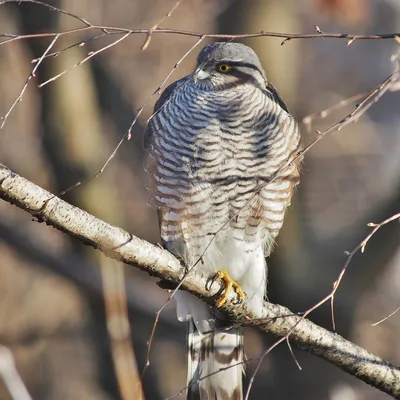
[212, 271, 246, 307]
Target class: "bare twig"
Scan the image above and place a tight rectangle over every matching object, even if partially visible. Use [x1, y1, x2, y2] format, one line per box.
[327, 212, 400, 329]
[1, 21, 400, 42]
[244, 336, 288, 400]
[302, 91, 369, 133]
[358, 214, 400, 328]
[141, 0, 185, 50]
[0, 27, 87, 47]
[362, 213, 400, 253]
[372, 306, 400, 327]
[38, 31, 132, 88]
[0, 34, 60, 131]
[31, 33, 110, 63]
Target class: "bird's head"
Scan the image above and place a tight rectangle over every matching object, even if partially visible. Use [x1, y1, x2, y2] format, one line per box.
[192, 42, 267, 90]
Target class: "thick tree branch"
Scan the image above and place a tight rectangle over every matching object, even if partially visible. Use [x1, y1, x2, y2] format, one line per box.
[0, 163, 399, 398]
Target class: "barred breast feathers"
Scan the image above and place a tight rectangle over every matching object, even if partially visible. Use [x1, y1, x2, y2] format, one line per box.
[146, 75, 301, 258]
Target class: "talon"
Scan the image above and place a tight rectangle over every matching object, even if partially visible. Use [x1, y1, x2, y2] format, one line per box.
[212, 270, 246, 307]
[233, 294, 245, 305]
[206, 273, 218, 291]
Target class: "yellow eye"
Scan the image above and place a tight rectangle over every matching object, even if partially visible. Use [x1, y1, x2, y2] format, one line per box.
[217, 63, 232, 73]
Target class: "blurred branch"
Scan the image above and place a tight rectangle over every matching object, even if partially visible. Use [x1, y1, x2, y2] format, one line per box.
[101, 260, 145, 400]
[0, 346, 33, 400]
[0, 0, 95, 27]
[1, 163, 400, 398]
[0, 219, 176, 323]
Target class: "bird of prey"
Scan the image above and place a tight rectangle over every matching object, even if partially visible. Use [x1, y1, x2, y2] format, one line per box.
[145, 42, 301, 400]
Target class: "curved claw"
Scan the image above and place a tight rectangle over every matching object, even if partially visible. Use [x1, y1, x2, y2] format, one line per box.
[211, 270, 246, 307]
[232, 294, 245, 306]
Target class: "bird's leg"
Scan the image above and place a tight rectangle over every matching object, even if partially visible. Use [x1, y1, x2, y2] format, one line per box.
[211, 270, 246, 307]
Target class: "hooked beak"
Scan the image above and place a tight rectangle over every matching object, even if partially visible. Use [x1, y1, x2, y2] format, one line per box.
[193, 66, 210, 83]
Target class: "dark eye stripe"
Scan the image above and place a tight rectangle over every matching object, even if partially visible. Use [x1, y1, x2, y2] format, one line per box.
[229, 69, 260, 87]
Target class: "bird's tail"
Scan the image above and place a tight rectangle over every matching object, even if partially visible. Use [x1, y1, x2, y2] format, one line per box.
[187, 320, 243, 400]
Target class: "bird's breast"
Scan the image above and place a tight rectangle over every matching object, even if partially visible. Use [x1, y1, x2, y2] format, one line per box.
[150, 83, 300, 254]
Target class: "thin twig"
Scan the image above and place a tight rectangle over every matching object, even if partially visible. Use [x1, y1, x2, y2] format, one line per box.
[361, 213, 400, 253]
[302, 91, 369, 133]
[0, 34, 60, 131]
[286, 337, 302, 371]
[38, 31, 132, 88]
[141, 0, 185, 50]
[1, 26, 400, 45]
[0, 26, 90, 47]
[328, 212, 400, 329]
[31, 33, 110, 63]
[372, 306, 400, 327]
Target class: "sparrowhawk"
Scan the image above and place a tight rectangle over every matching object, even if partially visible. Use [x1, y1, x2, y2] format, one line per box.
[145, 42, 301, 400]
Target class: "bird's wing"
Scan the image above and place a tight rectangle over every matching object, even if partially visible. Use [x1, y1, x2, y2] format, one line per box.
[144, 75, 191, 148]
[265, 81, 290, 113]
[143, 75, 191, 231]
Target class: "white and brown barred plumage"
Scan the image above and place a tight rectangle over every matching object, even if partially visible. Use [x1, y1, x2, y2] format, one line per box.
[145, 42, 301, 400]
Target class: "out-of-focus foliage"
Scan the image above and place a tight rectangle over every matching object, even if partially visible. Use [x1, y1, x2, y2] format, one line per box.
[0, 0, 399, 399]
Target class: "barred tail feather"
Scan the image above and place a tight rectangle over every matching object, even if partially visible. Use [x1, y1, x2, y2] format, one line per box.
[187, 320, 243, 400]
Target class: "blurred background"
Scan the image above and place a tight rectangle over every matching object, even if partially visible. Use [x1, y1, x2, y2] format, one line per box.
[0, 0, 399, 399]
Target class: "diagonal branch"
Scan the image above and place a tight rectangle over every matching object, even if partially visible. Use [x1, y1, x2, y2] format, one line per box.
[0, 346, 33, 400]
[0, 163, 399, 398]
